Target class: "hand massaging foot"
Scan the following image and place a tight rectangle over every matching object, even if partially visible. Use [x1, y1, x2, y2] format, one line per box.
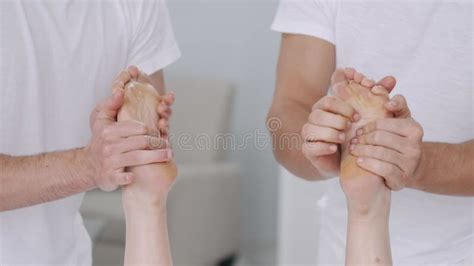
[331, 69, 393, 265]
[117, 75, 177, 266]
[331, 70, 392, 211]
[118, 79, 177, 203]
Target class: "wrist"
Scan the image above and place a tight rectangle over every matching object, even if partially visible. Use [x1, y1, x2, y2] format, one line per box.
[408, 142, 428, 190]
[76, 147, 97, 190]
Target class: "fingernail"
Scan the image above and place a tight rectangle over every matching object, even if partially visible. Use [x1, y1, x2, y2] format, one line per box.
[356, 129, 363, 136]
[339, 133, 345, 141]
[126, 174, 133, 182]
[357, 157, 364, 164]
[389, 100, 397, 107]
[330, 145, 337, 152]
[349, 144, 355, 151]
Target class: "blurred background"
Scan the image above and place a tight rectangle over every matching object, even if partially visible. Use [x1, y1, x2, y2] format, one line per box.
[81, 0, 285, 265]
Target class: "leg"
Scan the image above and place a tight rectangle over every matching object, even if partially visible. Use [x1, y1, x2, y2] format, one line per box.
[331, 69, 392, 265]
[117, 76, 177, 266]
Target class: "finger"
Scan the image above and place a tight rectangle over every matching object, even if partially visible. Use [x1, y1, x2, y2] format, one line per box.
[361, 77, 375, 88]
[158, 119, 169, 140]
[105, 120, 149, 138]
[356, 118, 422, 139]
[115, 149, 173, 168]
[384, 94, 411, 118]
[350, 144, 404, 168]
[356, 157, 404, 191]
[303, 141, 338, 157]
[157, 104, 172, 119]
[161, 92, 175, 106]
[376, 76, 397, 93]
[344, 67, 356, 80]
[158, 118, 169, 131]
[352, 130, 409, 153]
[113, 135, 169, 154]
[94, 90, 125, 122]
[308, 109, 351, 131]
[113, 172, 134, 186]
[313, 96, 357, 121]
[302, 123, 346, 144]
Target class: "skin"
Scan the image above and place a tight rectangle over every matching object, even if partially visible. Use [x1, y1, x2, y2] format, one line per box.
[332, 69, 392, 265]
[267, 33, 473, 263]
[267, 33, 474, 194]
[0, 66, 174, 212]
[116, 71, 177, 266]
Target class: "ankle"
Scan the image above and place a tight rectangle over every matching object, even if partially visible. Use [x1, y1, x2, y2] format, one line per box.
[346, 186, 391, 219]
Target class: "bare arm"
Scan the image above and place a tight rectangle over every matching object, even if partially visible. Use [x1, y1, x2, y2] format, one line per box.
[267, 33, 336, 180]
[0, 68, 172, 212]
[410, 140, 474, 196]
[0, 149, 94, 211]
[353, 93, 474, 196]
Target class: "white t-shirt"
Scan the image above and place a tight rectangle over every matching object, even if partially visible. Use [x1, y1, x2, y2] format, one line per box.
[0, 1, 180, 264]
[272, 0, 473, 265]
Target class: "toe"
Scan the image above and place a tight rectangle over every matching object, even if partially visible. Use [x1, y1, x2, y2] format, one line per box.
[376, 76, 397, 93]
[361, 78, 375, 87]
[354, 71, 365, 83]
[331, 69, 351, 99]
[331, 69, 349, 89]
[344, 67, 356, 80]
[137, 70, 153, 84]
[127, 65, 140, 79]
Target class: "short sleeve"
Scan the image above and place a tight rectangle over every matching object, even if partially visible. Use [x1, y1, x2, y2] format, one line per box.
[271, 0, 337, 44]
[127, 0, 181, 74]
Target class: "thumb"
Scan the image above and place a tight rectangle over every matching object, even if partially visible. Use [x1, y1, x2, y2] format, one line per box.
[92, 90, 125, 124]
[385, 94, 411, 118]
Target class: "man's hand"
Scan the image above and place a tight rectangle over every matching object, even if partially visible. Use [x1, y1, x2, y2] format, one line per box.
[85, 67, 172, 192]
[301, 95, 358, 177]
[349, 95, 424, 190]
[301, 68, 398, 178]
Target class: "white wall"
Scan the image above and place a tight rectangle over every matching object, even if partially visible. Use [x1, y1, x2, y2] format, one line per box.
[166, 0, 281, 263]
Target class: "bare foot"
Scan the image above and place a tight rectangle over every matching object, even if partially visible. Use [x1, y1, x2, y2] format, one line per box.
[331, 69, 391, 213]
[118, 75, 177, 205]
[332, 69, 393, 266]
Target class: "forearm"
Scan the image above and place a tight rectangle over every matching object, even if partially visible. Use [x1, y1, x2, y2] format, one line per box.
[409, 140, 474, 196]
[123, 191, 172, 266]
[0, 148, 94, 211]
[268, 102, 327, 180]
